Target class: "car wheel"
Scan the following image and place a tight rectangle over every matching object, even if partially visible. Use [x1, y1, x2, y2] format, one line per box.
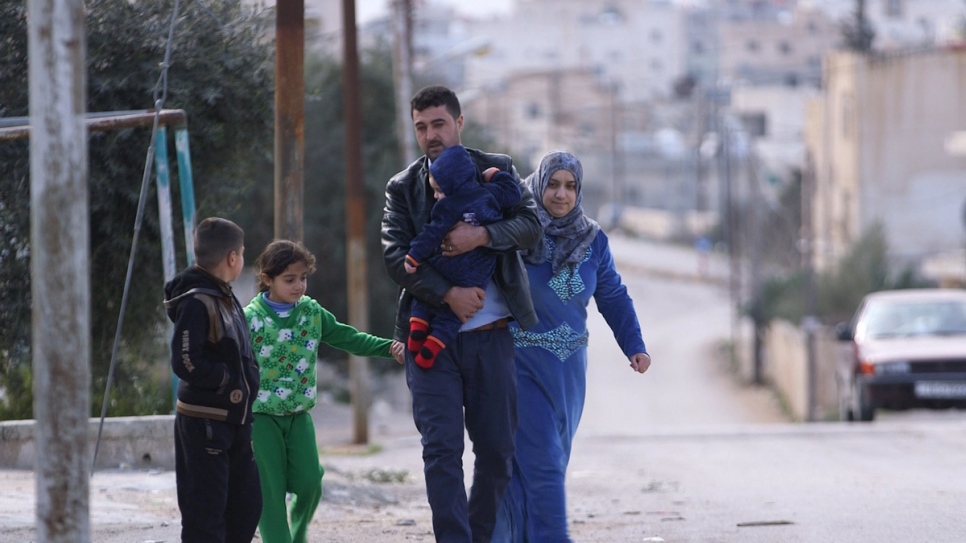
[853, 381, 875, 422]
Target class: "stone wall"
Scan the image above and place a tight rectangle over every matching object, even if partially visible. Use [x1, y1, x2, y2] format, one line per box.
[0, 415, 175, 470]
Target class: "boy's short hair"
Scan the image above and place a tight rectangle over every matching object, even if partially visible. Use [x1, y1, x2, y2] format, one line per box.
[193, 217, 244, 270]
[411, 85, 461, 121]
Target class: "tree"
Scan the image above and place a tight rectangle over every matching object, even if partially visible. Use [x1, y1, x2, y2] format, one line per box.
[0, 0, 274, 419]
[841, 0, 875, 52]
[295, 48, 404, 371]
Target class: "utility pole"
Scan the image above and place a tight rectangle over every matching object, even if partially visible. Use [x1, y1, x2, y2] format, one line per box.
[718, 111, 737, 351]
[747, 151, 764, 385]
[275, 0, 305, 241]
[802, 155, 819, 421]
[391, 0, 416, 165]
[342, 0, 371, 445]
[608, 81, 621, 216]
[29, 1, 91, 541]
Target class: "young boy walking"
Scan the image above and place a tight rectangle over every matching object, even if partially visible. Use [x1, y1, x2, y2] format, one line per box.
[163, 217, 262, 543]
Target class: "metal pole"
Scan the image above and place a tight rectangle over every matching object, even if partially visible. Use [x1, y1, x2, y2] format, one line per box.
[174, 127, 197, 265]
[173, 126, 196, 410]
[391, 0, 416, 165]
[342, 0, 371, 445]
[154, 128, 180, 408]
[28, 0, 91, 541]
[275, 0, 305, 241]
[154, 128, 177, 282]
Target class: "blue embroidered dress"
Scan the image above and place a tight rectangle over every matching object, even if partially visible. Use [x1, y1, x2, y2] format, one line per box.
[496, 230, 646, 543]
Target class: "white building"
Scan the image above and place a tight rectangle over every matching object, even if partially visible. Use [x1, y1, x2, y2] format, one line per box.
[804, 47, 966, 274]
[462, 0, 688, 103]
[803, 0, 966, 50]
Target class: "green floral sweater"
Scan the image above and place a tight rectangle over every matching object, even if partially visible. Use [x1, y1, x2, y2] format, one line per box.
[244, 294, 392, 415]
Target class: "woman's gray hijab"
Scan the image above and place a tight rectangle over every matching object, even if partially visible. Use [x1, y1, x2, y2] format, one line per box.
[522, 150, 600, 276]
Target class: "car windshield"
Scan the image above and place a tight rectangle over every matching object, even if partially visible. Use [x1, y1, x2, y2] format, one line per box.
[860, 299, 966, 338]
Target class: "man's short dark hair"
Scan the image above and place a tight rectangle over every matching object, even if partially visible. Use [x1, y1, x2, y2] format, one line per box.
[411, 85, 461, 121]
[193, 217, 244, 270]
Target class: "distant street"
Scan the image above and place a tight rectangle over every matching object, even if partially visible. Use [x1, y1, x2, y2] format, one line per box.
[581, 234, 788, 435]
[565, 233, 966, 543]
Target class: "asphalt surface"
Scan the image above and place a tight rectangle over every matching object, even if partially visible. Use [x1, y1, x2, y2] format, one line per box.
[5, 234, 966, 542]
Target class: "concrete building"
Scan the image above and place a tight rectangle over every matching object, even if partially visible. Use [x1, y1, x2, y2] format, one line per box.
[718, 5, 842, 87]
[804, 0, 966, 50]
[804, 47, 966, 276]
[731, 84, 818, 189]
[463, 68, 617, 169]
[463, 68, 710, 225]
[462, 0, 688, 104]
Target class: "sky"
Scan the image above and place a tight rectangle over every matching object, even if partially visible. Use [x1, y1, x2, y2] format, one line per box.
[356, 0, 514, 24]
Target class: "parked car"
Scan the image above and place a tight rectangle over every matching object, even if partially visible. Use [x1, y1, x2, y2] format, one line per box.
[836, 288, 966, 421]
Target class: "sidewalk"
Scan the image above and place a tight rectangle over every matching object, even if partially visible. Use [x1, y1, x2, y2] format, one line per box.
[0, 233, 738, 542]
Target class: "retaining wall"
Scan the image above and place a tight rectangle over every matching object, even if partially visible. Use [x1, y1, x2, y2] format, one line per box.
[0, 415, 175, 470]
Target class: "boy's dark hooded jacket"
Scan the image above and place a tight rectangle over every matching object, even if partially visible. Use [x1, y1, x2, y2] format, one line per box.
[163, 266, 258, 425]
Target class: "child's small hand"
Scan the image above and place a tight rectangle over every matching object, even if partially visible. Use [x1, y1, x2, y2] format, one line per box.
[482, 167, 500, 182]
[390, 340, 405, 364]
[405, 261, 417, 274]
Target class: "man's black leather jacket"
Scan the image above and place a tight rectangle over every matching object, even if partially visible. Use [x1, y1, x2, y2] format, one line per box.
[382, 148, 540, 341]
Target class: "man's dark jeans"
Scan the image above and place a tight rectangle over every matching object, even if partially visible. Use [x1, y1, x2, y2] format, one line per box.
[406, 325, 517, 543]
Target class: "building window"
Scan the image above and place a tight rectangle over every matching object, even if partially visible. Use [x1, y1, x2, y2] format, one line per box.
[651, 29, 663, 43]
[884, 0, 903, 18]
[740, 113, 767, 138]
[526, 103, 541, 119]
[599, 7, 624, 25]
[778, 41, 792, 55]
[746, 39, 760, 53]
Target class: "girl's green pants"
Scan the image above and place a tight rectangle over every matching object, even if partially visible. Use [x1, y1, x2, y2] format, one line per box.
[252, 411, 324, 543]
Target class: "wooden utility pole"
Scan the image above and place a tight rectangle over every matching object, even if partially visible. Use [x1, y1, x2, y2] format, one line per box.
[28, 0, 91, 541]
[342, 0, 371, 444]
[275, 0, 306, 241]
[392, 0, 416, 165]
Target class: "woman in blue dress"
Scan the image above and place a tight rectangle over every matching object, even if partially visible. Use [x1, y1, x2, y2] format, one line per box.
[493, 150, 651, 543]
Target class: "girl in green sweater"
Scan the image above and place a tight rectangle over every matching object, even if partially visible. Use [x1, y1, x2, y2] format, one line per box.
[245, 240, 404, 543]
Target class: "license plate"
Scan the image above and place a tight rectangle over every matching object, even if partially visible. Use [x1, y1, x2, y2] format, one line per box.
[914, 381, 966, 399]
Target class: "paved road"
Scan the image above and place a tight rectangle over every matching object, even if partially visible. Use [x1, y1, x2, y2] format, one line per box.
[4, 234, 966, 542]
[581, 241, 786, 435]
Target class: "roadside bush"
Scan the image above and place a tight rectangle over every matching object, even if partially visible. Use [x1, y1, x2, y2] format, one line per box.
[757, 223, 931, 325]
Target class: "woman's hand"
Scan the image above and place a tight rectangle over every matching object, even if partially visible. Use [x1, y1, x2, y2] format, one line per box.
[390, 340, 405, 365]
[629, 353, 651, 374]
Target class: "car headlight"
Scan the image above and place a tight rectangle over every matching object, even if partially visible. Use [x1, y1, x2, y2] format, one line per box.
[875, 361, 911, 374]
